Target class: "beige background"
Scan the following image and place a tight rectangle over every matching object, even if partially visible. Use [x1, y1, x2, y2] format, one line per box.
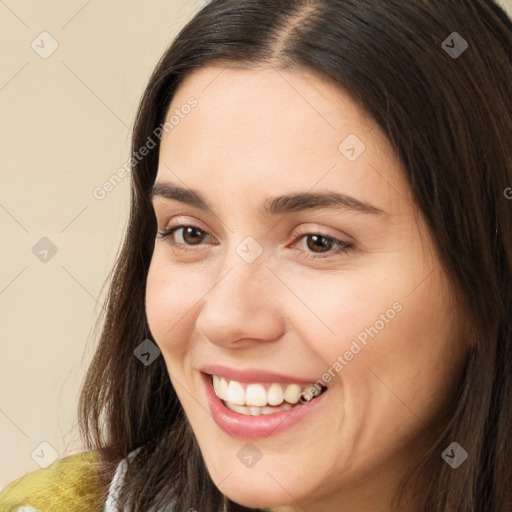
[1, 0, 511, 490]
[0, 0, 208, 489]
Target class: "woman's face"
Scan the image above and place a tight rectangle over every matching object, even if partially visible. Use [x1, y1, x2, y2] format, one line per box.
[146, 64, 470, 511]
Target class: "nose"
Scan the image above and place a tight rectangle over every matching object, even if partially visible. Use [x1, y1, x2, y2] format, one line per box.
[195, 250, 285, 349]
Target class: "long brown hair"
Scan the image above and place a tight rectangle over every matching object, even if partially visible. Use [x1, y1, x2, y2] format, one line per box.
[78, 1, 512, 510]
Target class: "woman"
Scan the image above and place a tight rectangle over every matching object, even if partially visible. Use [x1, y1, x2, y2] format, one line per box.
[2, 0, 511, 511]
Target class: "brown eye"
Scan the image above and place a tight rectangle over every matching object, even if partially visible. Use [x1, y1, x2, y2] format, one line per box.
[304, 234, 337, 253]
[157, 225, 214, 247]
[292, 231, 355, 260]
[176, 226, 207, 245]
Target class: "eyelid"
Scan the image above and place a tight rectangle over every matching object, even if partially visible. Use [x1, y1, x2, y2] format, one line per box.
[158, 214, 352, 243]
[290, 223, 355, 245]
[158, 214, 212, 236]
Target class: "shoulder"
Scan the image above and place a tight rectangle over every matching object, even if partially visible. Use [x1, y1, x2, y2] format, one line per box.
[0, 450, 105, 512]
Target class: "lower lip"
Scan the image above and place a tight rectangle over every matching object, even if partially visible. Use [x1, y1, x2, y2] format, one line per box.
[201, 372, 328, 439]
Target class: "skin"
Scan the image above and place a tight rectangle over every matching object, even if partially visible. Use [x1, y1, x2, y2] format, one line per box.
[145, 64, 472, 512]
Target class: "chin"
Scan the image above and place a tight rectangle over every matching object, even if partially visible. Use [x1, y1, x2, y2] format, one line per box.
[220, 482, 294, 509]
[202, 457, 317, 510]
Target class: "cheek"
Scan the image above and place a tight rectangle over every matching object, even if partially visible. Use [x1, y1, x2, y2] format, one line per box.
[284, 266, 405, 364]
[356, 269, 466, 429]
[303, 249, 463, 403]
[145, 255, 197, 355]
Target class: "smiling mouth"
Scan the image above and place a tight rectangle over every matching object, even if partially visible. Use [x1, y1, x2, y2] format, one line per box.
[208, 374, 328, 416]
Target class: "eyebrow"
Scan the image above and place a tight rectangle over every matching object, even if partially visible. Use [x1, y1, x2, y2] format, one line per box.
[150, 182, 386, 217]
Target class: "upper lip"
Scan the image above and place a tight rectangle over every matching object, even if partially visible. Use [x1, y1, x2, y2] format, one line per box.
[200, 364, 319, 385]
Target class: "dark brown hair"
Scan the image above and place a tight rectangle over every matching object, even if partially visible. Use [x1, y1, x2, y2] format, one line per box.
[78, 1, 512, 510]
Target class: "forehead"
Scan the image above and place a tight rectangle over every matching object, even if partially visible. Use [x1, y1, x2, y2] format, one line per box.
[167, 63, 374, 146]
[156, 64, 410, 217]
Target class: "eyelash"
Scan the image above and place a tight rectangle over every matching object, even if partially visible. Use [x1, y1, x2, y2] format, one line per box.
[156, 224, 354, 260]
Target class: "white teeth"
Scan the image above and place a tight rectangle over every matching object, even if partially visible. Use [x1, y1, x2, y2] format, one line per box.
[283, 384, 302, 404]
[260, 403, 292, 415]
[226, 380, 245, 405]
[211, 375, 322, 408]
[245, 384, 267, 407]
[267, 383, 284, 406]
[226, 402, 247, 414]
[219, 377, 228, 400]
[213, 376, 222, 399]
[225, 401, 294, 415]
[212, 376, 229, 401]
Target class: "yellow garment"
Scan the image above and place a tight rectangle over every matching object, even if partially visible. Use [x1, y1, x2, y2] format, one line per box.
[0, 451, 105, 512]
